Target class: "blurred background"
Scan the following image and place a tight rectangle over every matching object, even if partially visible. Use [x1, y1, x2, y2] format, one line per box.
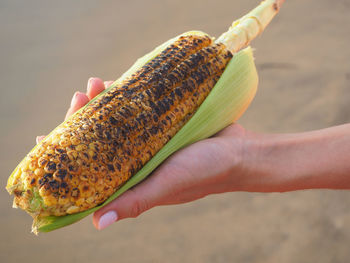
[1, 0, 350, 262]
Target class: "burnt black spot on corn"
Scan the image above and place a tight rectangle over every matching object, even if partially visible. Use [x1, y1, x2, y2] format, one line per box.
[8, 34, 233, 217]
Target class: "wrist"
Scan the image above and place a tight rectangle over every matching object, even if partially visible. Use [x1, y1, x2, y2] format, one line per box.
[212, 123, 350, 193]
[215, 127, 277, 192]
[232, 130, 283, 192]
[239, 124, 350, 192]
[238, 131, 312, 192]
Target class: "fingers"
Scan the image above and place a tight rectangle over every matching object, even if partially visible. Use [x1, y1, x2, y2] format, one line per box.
[38, 77, 107, 143]
[64, 92, 90, 120]
[86, 77, 106, 100]
[66, 77, 112, 120]
[92, 174, 167, 230]
[91, 139, 233, 230]
[92, 160, 193, 230]
[39, 77, 110, 142]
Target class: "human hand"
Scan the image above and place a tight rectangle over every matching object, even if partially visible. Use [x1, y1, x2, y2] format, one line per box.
[38, 77, 350, 230]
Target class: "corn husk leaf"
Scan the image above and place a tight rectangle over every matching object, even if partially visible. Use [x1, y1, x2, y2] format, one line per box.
[33, 42, 258, 233]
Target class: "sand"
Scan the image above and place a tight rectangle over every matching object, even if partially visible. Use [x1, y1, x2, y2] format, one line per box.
[1, 0, 350, 262]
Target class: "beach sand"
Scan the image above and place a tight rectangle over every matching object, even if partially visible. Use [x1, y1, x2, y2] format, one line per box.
[1, 0, 350, 262]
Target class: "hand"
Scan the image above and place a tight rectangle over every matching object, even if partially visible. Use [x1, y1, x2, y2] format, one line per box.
[37, 77, 350, 230]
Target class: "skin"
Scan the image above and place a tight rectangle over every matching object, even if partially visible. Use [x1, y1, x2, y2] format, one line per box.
[37, 77, 350, 230]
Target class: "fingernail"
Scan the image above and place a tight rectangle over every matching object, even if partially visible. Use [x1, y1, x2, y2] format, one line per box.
[87, 77, 95, 90]
[98, 211, 118, 230]
[70, 92, 80, 107]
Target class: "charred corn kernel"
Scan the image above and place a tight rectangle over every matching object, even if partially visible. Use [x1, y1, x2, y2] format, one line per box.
[43, 195, 57, 207]
[38, 186, 49, 197]
[34, 168, 44, 177]
[75, 144, 87, 152]
[51, 135, 60, 145]
[67, 150, 78, 161]
[38, 157, 48, 168]
[66, 206, 79, 214]
[79, 175, 88, 181]
[59, 138, 70, 147]
[44, 161, 56, 173]
[29, 160, 37, 171]
[86, 196, 95, 205]
[88, 174, 98, 184]
[87, 149, 95, 159]
[58, 196, 69, 206]
[75, 198, 85, 207]
[20, 161, 29, 172]
[46, 148, 54, 155]
[70, 137, 80, 145]
[78, 152, 89, 163]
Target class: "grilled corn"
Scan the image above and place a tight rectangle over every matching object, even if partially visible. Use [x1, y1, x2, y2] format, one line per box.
[6, 0, 284, 232]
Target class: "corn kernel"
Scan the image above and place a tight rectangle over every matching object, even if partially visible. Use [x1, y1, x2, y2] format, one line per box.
[76, 144, 87, 152]
[78, 152, 89, 162]
[29, 160, 37, 170]
[86, 196, 95, 205]
[38, 157, 48, 168]
[43, 195, 57, 206]
[67, 150, 78, 161]
[58, 196, 69, 205]
[59, 138, 70, 147]
[87, 149, 95, 158]
[66, 206, 79, 214]
[70, 137, 80, 145]
[20, 161, 29, 172]
[34, 168, 44, 177]
[79, 174, 88, 181]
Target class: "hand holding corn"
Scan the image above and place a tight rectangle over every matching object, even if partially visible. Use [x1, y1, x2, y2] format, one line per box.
[54, 79, 350, 230]
[39, 80, 248, 229]
[7, 0, 350, 233]
[8, 0, 287, 233]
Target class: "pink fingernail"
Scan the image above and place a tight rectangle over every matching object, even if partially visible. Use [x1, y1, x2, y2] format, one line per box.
[98, 211, 118, 230]
[70, 92, 79, 107]
[87, 77, 94, 90]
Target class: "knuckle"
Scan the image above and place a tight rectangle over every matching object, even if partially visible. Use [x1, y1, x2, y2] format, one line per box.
[128, 191, 150, 218]
[129, 201, 143, 218]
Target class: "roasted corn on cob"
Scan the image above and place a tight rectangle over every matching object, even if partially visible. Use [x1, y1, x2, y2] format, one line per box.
[7, 0, 284, 232]
[10, 36, 233, 217]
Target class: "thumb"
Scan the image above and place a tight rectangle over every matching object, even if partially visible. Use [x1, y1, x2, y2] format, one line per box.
[93, 188, 153, 230]
[92, 166, 177, 230]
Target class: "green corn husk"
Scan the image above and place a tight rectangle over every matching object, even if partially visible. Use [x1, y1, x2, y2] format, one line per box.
[33, 44, 258, 233]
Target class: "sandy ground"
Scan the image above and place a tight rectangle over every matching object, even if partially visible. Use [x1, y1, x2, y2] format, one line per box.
[1, 0, 350, 262]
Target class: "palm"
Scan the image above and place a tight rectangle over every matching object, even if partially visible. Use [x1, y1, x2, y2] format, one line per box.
[149, 128, 245, 205]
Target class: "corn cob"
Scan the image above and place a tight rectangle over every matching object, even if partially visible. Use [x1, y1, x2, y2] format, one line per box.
[10, 37, 232, 217]
[6, 0, 284, 232]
